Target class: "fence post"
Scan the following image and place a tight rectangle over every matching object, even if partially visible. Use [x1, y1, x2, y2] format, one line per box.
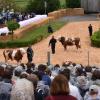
[88, 51, 90, 66]
[47, 51, 51, 66]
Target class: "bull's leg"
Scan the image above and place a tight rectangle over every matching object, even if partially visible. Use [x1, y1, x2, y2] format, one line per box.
[4, 55, 8, 63]
[64, 45, 67, 50]
[75, 45, 79, 50]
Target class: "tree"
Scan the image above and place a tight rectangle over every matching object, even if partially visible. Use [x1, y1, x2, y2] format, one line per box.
[7, 20, 20, 40]
[26, 0, 61, 14]
[0, 0, 17, 11]
[46, 0, 61, 13]
[65, 0, 81, 8]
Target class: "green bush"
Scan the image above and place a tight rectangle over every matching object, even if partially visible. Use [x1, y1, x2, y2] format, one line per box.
[26, 0, 60, 14]
[91, 31, 100, 47]
[65, 0, 80, 8]
[6, 20, 20, 40]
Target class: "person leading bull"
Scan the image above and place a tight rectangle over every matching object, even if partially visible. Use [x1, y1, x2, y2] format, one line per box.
[49, 36, 57, 54]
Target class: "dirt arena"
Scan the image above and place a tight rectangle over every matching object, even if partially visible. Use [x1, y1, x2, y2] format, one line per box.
[0, 21, 100, 66]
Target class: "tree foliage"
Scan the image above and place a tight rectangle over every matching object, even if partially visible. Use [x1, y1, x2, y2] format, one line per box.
[0, 0, 17, 11]
[26, 0, 60, 14]
[65, 0, 80, 8]
[7, 20, 20, 40]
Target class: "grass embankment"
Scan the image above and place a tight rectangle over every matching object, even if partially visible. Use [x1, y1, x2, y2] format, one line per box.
[0, 19, 67, 48]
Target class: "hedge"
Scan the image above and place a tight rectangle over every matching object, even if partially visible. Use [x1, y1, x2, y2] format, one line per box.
[0, 34, 48, 48]
[91, 30, 100, 47]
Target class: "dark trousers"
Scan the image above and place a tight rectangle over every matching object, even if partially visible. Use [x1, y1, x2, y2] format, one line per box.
[89, 31, 92, 36]
[27, 55, 33, 63]
[51, 46, 55, 54]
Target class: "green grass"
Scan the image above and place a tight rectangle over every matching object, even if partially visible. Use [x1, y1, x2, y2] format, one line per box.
[0, 19, 67, 48]
[18, 20, 66, 41]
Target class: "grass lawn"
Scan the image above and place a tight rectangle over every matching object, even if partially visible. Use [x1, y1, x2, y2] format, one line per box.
[0, 19, 67, 48]
[18, 20, 66, 41]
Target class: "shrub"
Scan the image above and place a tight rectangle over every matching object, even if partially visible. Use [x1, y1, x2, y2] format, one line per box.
[6, 20, 20, 40]
[26, 0, 60, 14]
[65, 0, 81, 8]
[91, 31, 100, 47]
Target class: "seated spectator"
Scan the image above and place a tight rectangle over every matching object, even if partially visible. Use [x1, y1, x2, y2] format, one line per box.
[85, 66, 92, 80]
[27, 74, 40, 100]
[38, 64, 47, 78]
[42, 69, 51, 86]
[33, 70, 50, 98]
[76, 67, 86, 77]
[45, 74, 77, 100]
[2, 67, 13, 84]
[84, 85, 100, 100]
[11, 72, 34, 100]
[60, 68, 82, 100]
[76, 76, 89, 97]
[0, 78, 12, 100]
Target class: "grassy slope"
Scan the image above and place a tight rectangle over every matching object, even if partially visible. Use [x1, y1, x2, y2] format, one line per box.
[0, 19, 67, 48]
[14, 20, 66, 42]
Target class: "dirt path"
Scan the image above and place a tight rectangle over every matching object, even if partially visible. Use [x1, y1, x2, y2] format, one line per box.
[0, 21, 100, 66]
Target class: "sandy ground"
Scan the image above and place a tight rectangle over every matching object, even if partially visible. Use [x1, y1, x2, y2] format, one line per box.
[0, 21, 100, 66]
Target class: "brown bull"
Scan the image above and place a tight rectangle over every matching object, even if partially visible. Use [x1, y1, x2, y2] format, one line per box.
[59, 36, 81, 50]
[3, 48, 26, 63]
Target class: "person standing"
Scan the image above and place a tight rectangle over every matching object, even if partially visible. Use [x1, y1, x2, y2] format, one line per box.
[88, 24, 93, 37]
[49, 36, 57, 54]
[45, 75, 77, 100]
[27, 45, 34, 63]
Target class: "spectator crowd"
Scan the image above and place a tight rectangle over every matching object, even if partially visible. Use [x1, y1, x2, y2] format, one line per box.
[0, 9, 36, 26]
[0, 61, 100, 100]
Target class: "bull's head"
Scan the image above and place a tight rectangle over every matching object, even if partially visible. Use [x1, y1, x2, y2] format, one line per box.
[58, 36, 65, 45]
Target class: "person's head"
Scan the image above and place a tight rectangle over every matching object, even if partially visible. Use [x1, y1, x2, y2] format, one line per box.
[60, 68, 70, 81]
[77, 76, 87, 86]
[45, 68, 51, 76]
[27, 74, 39, 89]
[54, 64, 60, 69]
[20, 72, 28, 79]
[91, 69, 100, 80]
[89, 85, 98, 95]
[33, 71, 42, 80]
[14, 70, 22, 77]
[85, 66, 92, 72]
[76, 67, 86, 76]
[3, 68, 12, 79]
[38, 64, 47, 72]
[50, 74, 69, 95]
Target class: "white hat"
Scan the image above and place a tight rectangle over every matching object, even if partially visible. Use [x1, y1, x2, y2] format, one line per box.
[89, 85, 98, 93]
